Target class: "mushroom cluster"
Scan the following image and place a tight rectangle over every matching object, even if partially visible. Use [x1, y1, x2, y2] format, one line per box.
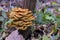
[8, 7, 35, 30]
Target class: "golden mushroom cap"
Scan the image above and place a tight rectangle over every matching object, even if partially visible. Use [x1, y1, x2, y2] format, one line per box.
[8, 7, 35, 30]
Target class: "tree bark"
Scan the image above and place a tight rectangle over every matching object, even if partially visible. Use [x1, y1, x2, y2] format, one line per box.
[22, 0, 36, 12]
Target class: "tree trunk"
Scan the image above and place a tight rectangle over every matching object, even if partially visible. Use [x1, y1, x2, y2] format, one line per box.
[22, 0, 36, 12]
